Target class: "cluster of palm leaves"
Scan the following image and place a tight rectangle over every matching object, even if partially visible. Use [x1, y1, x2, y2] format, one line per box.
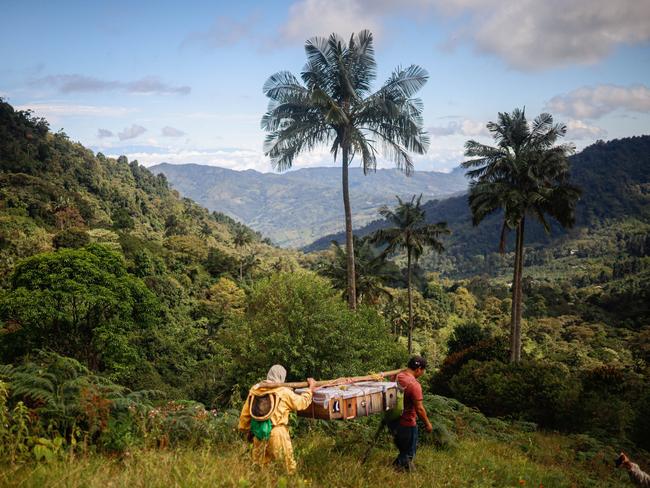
[462, 109, 581, 362]
[262, 30, 429, 310]
[318, 236, 401, 305]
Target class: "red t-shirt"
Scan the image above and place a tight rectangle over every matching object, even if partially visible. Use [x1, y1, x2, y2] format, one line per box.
[397, 371, 423, 427]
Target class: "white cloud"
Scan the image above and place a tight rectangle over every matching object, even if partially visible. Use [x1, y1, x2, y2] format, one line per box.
[565, 119, 607, 140]
[97, 128, 114, 138]
[118, 124, 147, 141]
[15, 102, 135, 119]
[30, 74, 190, 95]
[546, 84, 650, 119]
[281, 0, 650, 70]
[442, 0, 650, 70]
[120, 148, 268, 170]
[428, 119, 489, 137]
[121, 141, 463, 173]
[281, 0, 382, 43]
[161, 126, 186, 137]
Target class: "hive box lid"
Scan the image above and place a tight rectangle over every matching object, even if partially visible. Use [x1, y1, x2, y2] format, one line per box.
[296, 381, 397, 408]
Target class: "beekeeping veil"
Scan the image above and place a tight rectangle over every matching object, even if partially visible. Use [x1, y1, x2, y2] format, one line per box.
[264, 364, 287, 384]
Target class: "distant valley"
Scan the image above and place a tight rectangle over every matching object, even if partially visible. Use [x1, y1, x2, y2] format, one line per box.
[150, 164, 468, 247]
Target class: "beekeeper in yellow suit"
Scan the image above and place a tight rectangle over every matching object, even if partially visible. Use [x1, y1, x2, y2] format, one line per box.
[238, 365, 316, 474]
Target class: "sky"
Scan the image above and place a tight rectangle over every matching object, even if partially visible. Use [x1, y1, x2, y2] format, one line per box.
[1, 0, 649, 172]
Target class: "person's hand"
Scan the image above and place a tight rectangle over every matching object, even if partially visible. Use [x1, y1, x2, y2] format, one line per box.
[307, 377, 317, 392]
[617, 452, 632, 470]
[424, 421, 433, 434]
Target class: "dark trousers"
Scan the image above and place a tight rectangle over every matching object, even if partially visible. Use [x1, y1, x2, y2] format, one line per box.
[389, 421, 418, 470]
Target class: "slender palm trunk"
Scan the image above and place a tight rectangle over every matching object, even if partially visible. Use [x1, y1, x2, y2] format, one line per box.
[514, 217, 526, 362]
[509, 222, 521, 363]
[341, 143, 357, 310]
[407, 248, 413, 354]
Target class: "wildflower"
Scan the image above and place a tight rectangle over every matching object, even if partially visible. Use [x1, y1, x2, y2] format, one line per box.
[519, 480, 526, 486]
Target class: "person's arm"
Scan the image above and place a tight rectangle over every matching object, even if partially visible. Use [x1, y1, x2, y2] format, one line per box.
[238, 395, 252, 432]
[628, 463, 650, 487]
[414, 399, 433, 433]
[618, 452, 650, 487]
[287, 378, 316, 411]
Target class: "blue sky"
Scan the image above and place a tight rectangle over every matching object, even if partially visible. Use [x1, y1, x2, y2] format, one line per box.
[2, 0, 649, 172]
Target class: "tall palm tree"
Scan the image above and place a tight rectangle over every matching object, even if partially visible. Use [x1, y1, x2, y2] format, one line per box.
[261, 30, 429, 310]
[370, 195, 449, 353]
[462, 109, 581, 362]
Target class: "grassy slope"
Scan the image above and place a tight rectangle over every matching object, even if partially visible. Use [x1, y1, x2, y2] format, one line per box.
[2, 432, 632, 488]
[2, 393, 641, 488]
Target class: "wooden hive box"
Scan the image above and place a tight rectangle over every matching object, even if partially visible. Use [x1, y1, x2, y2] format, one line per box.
[297, 381, 399, 421]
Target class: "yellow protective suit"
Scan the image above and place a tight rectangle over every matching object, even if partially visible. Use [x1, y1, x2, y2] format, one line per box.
[238, 384, 312, 474]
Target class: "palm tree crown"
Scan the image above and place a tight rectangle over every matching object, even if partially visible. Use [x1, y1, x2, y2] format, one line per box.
[319, 236, 399, 305]
[462, 109, 580, 249]
[372, 195, 448, 260]
[262, 30, 429, 174]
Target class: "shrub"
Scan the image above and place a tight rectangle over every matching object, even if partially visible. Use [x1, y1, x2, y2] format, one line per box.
[632, 387, 650, 450]
[216, 271, 408, 394]
[53, 227, 90, 249]
[449, 359, 581, 429]
[447, 321, 491, 355]
[577, 366, 642, 441]
[431, 336, 509, 396]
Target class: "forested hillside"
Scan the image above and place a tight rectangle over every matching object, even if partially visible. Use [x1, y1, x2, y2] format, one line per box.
[306, 136, 650, 276]
[0, 99, 310, 396]
[152, 163, 468, 248]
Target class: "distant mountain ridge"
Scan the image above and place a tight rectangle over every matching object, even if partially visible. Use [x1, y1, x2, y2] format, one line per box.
[304, 136, 650, 277]
[150, 164, 468, 247]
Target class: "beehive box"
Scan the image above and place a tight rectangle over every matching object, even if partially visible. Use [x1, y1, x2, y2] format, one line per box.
[297, 381, 398, 420]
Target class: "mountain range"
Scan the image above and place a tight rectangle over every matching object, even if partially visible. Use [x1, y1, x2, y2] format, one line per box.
[150, 164, 468, 248]
[305, 136, 650, 277]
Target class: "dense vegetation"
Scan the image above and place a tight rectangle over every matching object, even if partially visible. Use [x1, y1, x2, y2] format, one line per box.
[0, 97, 648, 486]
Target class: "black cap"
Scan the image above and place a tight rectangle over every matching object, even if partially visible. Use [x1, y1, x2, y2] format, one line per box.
[408, 356, 427, 370]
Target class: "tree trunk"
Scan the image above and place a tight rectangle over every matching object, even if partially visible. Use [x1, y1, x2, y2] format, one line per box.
[341, 143, 357, 310]
[407, 248, 413, 354]
[509, 222, 521, 363]
[514, 216, 526, 362]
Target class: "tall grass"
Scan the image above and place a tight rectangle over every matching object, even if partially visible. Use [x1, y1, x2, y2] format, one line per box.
[0, 430, 633, 488]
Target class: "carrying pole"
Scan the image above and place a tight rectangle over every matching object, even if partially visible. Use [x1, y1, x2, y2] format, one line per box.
[266, 368, 404, 389]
